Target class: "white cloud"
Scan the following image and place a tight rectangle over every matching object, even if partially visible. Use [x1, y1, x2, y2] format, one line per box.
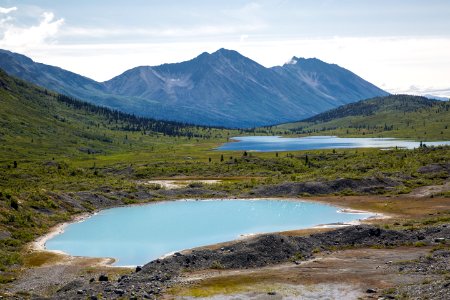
[0, 10, 64, 51]
[239, 34, 249, 43]
[0, 6, 17, 14]
[59, 23, 263, 41]
[394, 86, 450, 98]
[0, 6, 448, 97]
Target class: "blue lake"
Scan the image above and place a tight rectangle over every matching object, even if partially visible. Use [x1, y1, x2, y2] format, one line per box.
[45, 199, 373, 266]
[217, 136, 450, 152]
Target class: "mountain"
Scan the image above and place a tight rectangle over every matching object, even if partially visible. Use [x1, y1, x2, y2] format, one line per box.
[0, 68, 215, 160]
[0, 49, 103, 101]
[423, 94, 449, 101]
[275, 94, 450, 140]
[273, 57, 387, 107]
[0, 49, 158, 115]
[398, 86, 450, 101]
[0, 48, 388, 128]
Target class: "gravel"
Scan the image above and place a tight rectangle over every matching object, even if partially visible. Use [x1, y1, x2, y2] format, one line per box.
[47, 224, 450, 299]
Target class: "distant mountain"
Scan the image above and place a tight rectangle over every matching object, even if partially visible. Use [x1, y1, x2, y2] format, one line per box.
[0, 49, 102, 100]
[275, 94, 450, 140]
[398, 86, 450, 101]
[0, 48, 388, 127]
[273, 57, 387, 107]
[0, 49, 156, 113]
[423, 94, 449, 101]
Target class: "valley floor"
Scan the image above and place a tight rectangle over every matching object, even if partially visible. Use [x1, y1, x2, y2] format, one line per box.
[2, 183, 450, 299]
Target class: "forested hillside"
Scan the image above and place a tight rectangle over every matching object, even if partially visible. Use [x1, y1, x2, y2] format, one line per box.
[274, 95, 450, 140]
[0, 69, 226, 161]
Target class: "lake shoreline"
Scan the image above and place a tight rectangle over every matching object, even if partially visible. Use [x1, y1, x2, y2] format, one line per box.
[217, 135, 450, 152]
[54, 223, 450, 299]
[28, 196, 387, 268]
[13, 191, 449, 299]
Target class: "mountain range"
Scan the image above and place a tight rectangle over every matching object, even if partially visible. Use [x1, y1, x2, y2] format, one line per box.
[0, 48, 388, 128]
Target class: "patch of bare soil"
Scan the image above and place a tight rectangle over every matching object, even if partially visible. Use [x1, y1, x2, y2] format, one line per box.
[3, 255, 130, 298]
[309, 194, 450, 218]
[142, 180, 222, 189]
[407, 180, 450, 198]
[169, 247, 433, 299]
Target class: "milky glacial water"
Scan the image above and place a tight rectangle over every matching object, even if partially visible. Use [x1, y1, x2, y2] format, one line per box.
[45, 199, 373, 266]
[217, 136, 450, 152]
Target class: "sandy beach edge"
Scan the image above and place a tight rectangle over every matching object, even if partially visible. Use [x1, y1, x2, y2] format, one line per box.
[30, 212, 93, 252]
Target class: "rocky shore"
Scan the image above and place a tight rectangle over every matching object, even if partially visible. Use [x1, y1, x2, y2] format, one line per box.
[43, 224, 449, 299]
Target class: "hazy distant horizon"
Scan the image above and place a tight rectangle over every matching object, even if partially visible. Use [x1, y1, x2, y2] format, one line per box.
[1, 0, 449, 97]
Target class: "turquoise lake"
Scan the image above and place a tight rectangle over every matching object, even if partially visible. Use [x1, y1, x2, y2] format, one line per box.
[216, 136, 450, 152]
[45, 199, 373, 266]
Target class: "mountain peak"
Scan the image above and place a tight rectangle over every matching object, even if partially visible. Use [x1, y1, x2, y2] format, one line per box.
[285, 56, 326, 66]
[0, 48, 34, 64]
[214, 48, 238, 54]
[210, 48, 244, 59]
[286, 56, 300, 65]
[192, 48, 244, 63]
[0, 48, 388, 128]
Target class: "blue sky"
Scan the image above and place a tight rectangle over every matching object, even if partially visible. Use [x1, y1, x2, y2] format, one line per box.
[1, 0, 450, 96]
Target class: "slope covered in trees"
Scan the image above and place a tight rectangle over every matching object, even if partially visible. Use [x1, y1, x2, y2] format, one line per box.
[0, 69, 225, 160]
[274, 95, 450, 140]
[304, 95, 446, 122]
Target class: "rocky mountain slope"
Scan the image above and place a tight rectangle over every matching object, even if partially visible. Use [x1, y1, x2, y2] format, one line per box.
[0, 48, 387, 127]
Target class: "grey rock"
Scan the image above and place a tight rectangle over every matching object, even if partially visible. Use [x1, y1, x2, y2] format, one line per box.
[114, 289, 125, 295]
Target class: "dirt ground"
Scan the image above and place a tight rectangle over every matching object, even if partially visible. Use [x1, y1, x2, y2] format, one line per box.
[168, 247, 434, 299]
[142, 179, 222, 189]
[4, 254, 132, 297]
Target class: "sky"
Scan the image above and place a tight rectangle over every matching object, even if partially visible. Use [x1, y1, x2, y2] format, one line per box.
[0, 0, 450, 97]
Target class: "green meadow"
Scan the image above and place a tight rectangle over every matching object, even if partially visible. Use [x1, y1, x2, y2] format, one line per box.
[0, 70, 449, 282]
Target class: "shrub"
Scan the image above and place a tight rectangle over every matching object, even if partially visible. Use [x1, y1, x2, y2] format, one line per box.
[210, 261, 224, 269]
[188, 182, 203, 188]
[10, 198, 19, 210]
[146, 183, 161, 190]
[414, 241, 427, 247]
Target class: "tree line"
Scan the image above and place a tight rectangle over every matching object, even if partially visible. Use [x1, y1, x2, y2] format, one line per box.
[56, 94, 220, 137]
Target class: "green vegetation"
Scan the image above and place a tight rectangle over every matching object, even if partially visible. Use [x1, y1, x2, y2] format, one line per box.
[270, 95, 450, 140]
[210, 261, 225, 269]
[169, 274, 269, 297]
[0, 69, 234, 161]
[0, 70, 449, 285]
[0, 69, 233, 279]
[414, 241, 427, 247]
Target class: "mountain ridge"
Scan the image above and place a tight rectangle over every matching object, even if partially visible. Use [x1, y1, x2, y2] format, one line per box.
[0, 48, 388, 127]
[274, 94, 449, 140]
[302, 94, 442, 123]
